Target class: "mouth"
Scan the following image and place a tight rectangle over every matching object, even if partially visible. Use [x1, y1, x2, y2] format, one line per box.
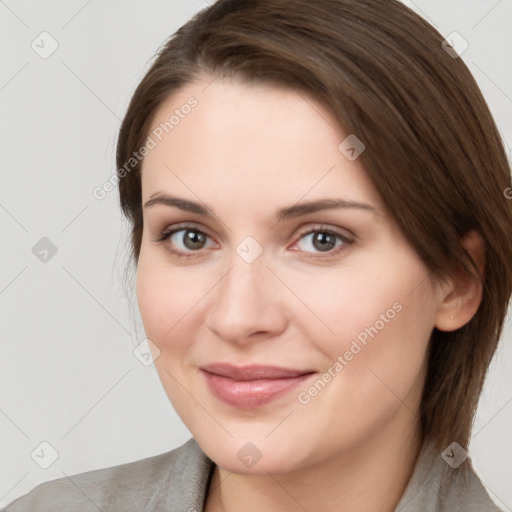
[200, 363, 317, 409]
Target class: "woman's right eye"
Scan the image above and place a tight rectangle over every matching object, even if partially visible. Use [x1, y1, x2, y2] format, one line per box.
[154, 226, 217, 258]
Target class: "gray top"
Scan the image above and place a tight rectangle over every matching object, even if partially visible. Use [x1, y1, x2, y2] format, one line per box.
[4, 437, 502, 511]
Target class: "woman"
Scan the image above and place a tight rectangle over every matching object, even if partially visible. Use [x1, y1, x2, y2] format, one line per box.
[6, 0, 511, 510]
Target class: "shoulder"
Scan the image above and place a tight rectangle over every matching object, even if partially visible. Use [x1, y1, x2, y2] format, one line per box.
[436, 458, 503, 512]
[396, 441, 503, 512]
[3, 437, 214, 512]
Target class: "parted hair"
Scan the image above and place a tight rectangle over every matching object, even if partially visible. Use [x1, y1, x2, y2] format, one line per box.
[116, 0, 512, 451]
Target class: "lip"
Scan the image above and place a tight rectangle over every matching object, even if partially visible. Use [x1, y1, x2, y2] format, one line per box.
[200, 363, 316, 409]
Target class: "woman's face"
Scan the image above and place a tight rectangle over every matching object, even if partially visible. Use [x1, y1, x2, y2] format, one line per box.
[136, 77, 445, 473]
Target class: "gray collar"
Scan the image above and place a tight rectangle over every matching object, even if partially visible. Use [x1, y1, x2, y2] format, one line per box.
[165, 438, 501, 512]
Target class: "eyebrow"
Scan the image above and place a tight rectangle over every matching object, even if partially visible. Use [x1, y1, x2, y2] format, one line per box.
[143, 194, 378, 222]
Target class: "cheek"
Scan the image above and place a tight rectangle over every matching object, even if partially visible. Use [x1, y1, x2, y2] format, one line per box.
[136, 256, 197, 350]
[289, 264, 435, 448]
[135, 256, 204, 414]
[289, 255, 435, 393]
[135, 251, 224, 368]
[136, 264, 170, 343]
[280, 257, 415, 354]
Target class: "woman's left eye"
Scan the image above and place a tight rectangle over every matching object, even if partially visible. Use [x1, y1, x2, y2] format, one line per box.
[292, 227, 352, 257]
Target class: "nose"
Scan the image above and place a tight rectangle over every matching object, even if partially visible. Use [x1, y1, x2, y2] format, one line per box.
[205, 254, 289, 347]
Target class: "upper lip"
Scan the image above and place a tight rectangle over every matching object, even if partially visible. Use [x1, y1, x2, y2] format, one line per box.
[201, 363, 315, 381]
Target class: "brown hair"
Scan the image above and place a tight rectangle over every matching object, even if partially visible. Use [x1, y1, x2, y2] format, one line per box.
[116, 0, 512, 451]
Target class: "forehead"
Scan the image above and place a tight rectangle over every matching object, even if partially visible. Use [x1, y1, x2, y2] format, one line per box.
[140, 77, 385, 213]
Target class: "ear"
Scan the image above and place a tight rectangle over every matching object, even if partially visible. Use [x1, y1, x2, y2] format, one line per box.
[434, 230, 485, 332]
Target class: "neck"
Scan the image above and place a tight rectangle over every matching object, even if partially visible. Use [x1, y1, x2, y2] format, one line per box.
[204, 409, 423, 512]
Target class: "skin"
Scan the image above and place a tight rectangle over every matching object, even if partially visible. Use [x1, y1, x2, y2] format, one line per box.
[136, 76, 484, 512]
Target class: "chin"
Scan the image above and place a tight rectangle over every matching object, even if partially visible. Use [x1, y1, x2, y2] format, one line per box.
[195, 433, 312, 474]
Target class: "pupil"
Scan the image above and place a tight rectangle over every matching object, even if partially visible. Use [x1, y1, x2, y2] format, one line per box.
[184, 231, 205, 250]
[314, 232, 335, 251]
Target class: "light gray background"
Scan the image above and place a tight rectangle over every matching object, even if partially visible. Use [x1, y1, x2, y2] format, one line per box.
[1, 0, 511, 508]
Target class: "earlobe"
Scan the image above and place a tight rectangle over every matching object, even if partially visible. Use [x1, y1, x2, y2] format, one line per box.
[434, 230, 485, 332]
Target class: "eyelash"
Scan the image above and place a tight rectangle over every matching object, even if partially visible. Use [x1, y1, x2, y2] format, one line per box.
[152, 223, 353, 259]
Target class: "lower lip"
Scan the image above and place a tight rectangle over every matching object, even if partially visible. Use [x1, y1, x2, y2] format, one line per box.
[201, 370, 315, 409]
